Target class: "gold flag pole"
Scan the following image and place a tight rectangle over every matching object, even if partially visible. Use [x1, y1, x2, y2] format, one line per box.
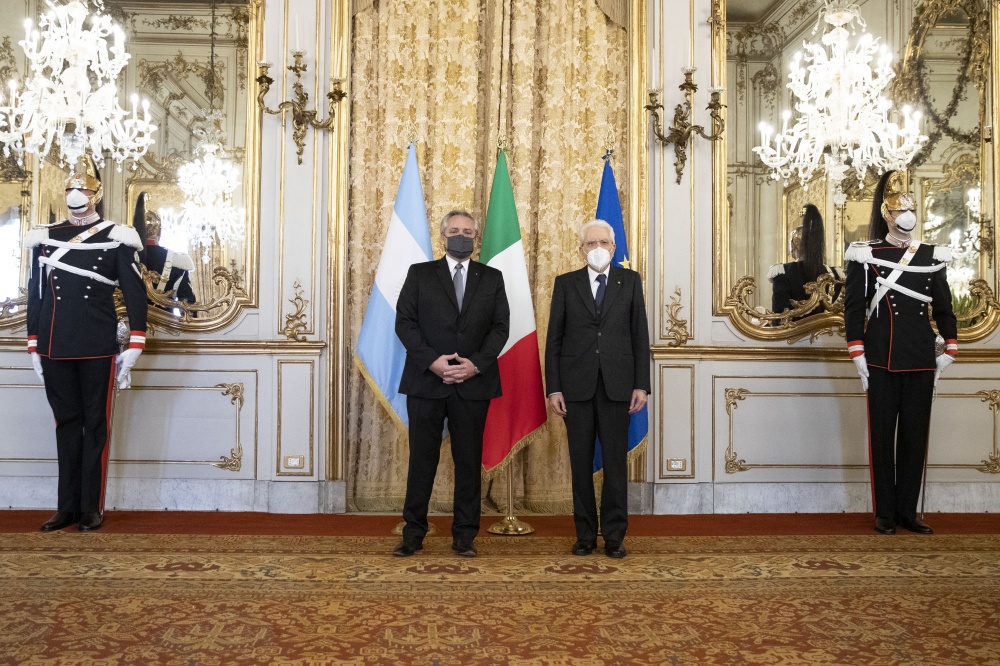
[488, 462, 533, 535]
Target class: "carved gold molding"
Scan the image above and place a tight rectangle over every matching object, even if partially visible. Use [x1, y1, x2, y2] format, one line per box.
[976, 389, 1000, 473]
[214, 382, 245, 471]
[723, 388, 749, 474]
[723, 274, 845, 343]
[713, 0, 1000, 344]
[954, 279, 1000, 341]
[665, 287, 690, 347]
[130, 265, 248, 333]
[719, 385, 1000, 475]
[281, 279, 309, 342]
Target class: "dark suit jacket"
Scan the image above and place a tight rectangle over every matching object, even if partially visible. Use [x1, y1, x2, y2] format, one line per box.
[545, 265, 651, 402]
[396, 257, 510, 401]
[844, 241, 956, 371]
[27, 220, 148, 359]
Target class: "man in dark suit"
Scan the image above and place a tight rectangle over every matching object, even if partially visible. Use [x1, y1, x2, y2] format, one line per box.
[393, 210, 510, 558]
[545, 219, 650, 558]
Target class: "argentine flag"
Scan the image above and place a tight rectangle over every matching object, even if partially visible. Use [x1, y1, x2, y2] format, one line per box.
[593, 155, 649, 473]
[356, 144, 432, 426]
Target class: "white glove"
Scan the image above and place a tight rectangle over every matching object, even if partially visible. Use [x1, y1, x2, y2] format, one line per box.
[934, 353, 954, 388]
[30, 352, 44, 383]
[116, 348, 142, 389]
[852, 354, 869, 391]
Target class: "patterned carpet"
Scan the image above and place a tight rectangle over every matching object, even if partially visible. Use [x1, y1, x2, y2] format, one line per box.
[2, 532, 1000, 665]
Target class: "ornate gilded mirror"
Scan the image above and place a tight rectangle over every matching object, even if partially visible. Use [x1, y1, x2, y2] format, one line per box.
[0, 0, 261, 333]
[717, 0, 999, 342]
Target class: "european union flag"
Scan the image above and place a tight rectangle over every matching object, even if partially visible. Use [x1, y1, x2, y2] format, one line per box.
[593, 155, 648, 473]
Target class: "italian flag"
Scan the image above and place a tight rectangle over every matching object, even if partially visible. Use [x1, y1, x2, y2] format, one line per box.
[480, 149, 547, 474]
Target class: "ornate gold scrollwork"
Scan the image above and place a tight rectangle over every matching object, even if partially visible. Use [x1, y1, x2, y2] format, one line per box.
[281, 279, 309, 342]
[0, 292, 26, 329]
[141, 265, 248, 329]
[723, 273, 846, 344]
[213, 382, 244, 471]
[665, 287, 690, 347]
[953, 278, 1000, 341]
[724, 388, 749, 474]
[976, 389, 1000, 473]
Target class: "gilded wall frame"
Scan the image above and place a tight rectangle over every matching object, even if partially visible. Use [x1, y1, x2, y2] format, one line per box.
[0, 0, 263, 334]
[713, 0, 1000, 343]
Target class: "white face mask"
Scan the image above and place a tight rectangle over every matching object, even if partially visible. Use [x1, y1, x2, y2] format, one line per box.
[586, 247, 612, 272]
[66, 189, 90, 213]
[893, 210, 917, 232]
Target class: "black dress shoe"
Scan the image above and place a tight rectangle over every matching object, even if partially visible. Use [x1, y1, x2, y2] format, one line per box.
[392, 539, 423, 557]
[451, 540, 477, 558]
[40, 511, 79, 532]
[571, 539, 597, 556]
[897, 517, 933, 534]
[874, 517, 896, 535]
[78, 512, 103, 532]
[604, 540, 627, 559]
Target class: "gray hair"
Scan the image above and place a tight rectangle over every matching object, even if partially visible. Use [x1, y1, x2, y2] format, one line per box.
[440, 209, 479, 234]
[579, 219, 615, 245]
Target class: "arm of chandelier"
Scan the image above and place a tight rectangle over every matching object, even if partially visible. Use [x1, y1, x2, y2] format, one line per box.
[256, 51, 347, 165]
[645, 68, 726, 184]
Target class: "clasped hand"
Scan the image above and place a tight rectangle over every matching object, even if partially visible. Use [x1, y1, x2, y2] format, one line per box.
[430, 353, 476, 384]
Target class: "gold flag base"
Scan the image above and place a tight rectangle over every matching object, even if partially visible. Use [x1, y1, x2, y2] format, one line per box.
[487, 515, 534, 535]
[486, 461, 534, 535]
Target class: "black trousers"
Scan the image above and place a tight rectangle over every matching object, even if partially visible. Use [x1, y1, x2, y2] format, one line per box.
[402, 393, 490, 542]
[564, 373, 630, 543]
[866, 367, 935, 521]
[39, 356, 116, 514]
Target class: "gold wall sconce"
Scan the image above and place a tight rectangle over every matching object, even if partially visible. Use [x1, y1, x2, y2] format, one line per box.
[646, 67, 725, 184]
[256, 51, 347, 165]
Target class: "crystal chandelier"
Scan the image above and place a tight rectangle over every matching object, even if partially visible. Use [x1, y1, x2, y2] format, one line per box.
[0, 0, 156, 169]
[169, 0, 244, 263]
[752, 0, 927, 201]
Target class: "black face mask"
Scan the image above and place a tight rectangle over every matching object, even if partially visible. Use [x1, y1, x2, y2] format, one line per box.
[445, 235, 474, 260]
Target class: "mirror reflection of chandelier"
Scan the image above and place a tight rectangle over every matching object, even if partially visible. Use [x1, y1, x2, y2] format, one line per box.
[753, 0, 928, 202]
[168, 0, 244, 264]
[0, 0, 156, 169]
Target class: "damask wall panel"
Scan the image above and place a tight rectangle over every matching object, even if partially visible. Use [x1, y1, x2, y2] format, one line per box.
[346, 0, 628, 513]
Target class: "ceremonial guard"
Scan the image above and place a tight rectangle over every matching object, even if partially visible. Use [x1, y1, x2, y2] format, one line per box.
[137, 205, 197, 308]
[844, 170, 957, 535]
[769, 204, 843, 320]
[26, 162, 148, 532]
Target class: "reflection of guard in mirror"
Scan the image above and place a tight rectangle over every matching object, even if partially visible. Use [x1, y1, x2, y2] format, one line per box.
[24, 158, 148, 534]
[843, 170, 958, 536]
[768, 204, 844, 322]
[133, 194, 197, 315]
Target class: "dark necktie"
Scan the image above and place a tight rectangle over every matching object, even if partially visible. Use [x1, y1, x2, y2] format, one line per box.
[454, 263, 465, 309]
[595, 273, 607, 312]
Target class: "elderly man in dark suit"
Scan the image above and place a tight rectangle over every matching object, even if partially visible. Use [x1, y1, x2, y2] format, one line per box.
[393, 210, 510, 558]
[545, 219, 650, 558]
